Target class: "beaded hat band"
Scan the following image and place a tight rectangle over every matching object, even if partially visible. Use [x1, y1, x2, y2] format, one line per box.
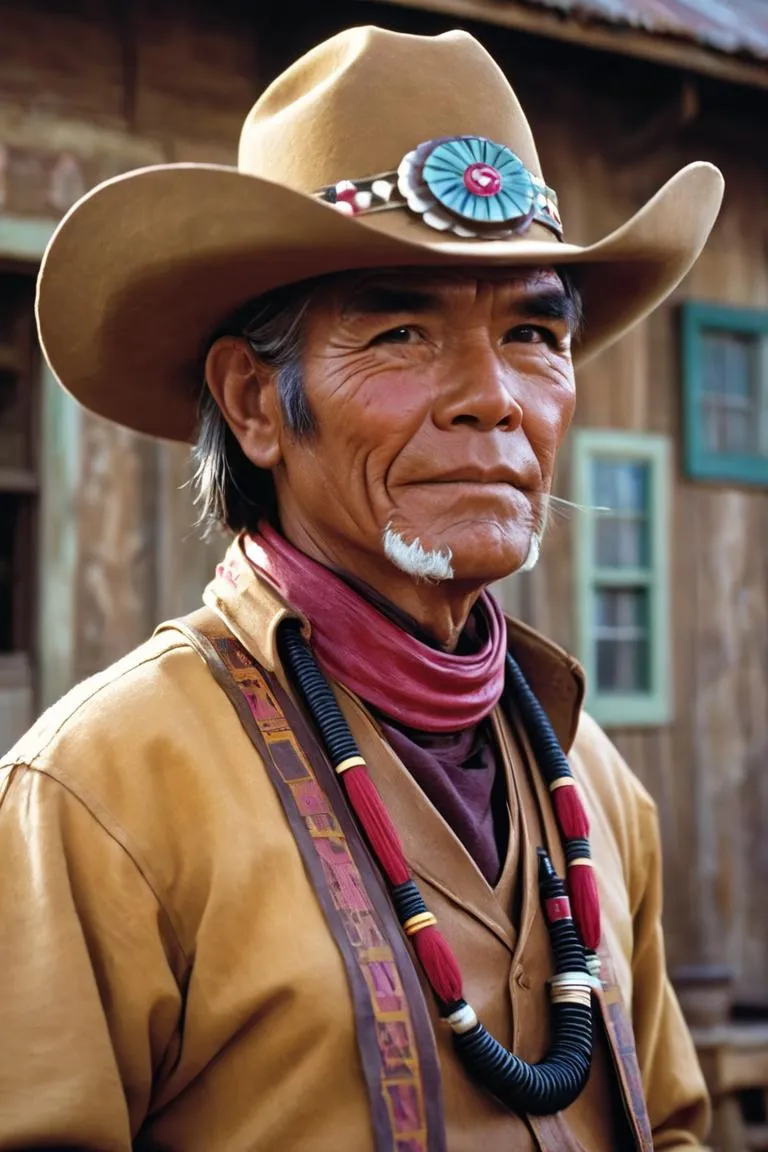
[315, 135, 563, 241]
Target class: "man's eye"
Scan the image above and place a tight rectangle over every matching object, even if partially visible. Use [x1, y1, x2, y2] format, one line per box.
[504, 324, 552, 345]
[370, 325, 422, 346]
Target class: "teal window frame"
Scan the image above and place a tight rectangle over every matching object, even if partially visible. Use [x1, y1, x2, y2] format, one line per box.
[0, 213, 80, 710]
[681, 302, 768, 487]
[0, 217, 58, 264]
[573, 429, 671, 728]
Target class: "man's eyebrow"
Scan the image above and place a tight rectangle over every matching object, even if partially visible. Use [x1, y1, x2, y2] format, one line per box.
[341, 285, 443, 319]
[514, 289, 582, 332]
[339, 281, 584, 333]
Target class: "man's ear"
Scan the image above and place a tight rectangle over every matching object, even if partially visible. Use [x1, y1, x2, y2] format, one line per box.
[205, 337, 283, 470]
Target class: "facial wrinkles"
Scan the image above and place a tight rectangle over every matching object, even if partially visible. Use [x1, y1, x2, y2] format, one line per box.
[520, 348, 576, 458]
[305, 318, 433, 531]
[291, 270, 575, 556]
[284, 355, 396, 546]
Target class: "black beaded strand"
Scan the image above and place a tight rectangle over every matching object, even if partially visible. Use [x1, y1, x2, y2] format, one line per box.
[279, 620, 595, 1116]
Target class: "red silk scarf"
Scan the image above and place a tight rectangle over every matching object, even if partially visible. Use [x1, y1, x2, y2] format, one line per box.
[244, 523, 507, 733]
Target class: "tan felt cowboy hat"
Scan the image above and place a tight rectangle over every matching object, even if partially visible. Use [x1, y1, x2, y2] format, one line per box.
[36, 25, 724, 444]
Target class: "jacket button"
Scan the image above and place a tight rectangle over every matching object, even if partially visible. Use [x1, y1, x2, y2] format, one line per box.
[515, 965, 531, 990]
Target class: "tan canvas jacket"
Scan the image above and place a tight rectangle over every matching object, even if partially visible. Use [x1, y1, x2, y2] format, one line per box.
[0, 539, 708, 1150]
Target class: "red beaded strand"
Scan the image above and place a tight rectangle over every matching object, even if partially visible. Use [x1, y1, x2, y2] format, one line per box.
[550, 778, 600, 952]
[337, 756, 463, 1004]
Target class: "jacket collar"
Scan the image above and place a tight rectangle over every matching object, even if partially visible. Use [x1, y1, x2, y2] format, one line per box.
[204, 535, 586, 753]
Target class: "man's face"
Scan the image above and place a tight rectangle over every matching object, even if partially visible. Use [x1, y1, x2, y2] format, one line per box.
[273, 267, 578, 585]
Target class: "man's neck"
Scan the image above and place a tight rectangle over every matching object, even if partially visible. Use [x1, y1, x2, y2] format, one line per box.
[276, 518, 483, 652]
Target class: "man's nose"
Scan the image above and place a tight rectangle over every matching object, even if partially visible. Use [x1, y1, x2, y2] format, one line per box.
[433, 344, 524, 433]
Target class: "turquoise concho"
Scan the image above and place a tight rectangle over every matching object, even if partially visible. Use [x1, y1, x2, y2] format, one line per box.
[421, 137, 535, 227]
[397, 135, 558, 239]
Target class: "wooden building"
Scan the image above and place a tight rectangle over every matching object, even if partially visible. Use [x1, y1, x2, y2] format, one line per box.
[1, 0, 767, 1133]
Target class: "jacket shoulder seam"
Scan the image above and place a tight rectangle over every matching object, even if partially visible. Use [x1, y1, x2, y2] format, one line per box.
[5, 761, 191, 971]
[2, 638, 197, 771]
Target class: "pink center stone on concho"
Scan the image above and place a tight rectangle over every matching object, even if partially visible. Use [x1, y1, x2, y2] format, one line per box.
[463, 163, 502, 197]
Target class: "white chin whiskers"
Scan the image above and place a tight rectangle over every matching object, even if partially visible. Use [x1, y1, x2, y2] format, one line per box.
[518, 533, 541, 574]
[382, 526, 454, 582]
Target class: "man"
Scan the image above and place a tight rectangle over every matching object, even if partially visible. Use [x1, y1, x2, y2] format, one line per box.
[0, 24, 722, 1152]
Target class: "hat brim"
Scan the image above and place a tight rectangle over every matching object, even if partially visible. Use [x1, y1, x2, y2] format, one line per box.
[36, 160, 723, 442]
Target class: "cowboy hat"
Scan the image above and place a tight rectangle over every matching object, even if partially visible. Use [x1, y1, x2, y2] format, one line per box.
[35, 25, 724, 443]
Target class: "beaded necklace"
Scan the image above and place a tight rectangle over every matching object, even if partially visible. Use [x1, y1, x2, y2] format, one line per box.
[280, 620, 603, 1115]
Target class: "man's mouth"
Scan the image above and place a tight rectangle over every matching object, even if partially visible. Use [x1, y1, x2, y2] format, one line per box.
[422, 466, 533, 491]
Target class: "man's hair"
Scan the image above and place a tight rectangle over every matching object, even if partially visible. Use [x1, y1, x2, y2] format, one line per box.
[193, 280, 319, 536]
[193, 269, 583, 537]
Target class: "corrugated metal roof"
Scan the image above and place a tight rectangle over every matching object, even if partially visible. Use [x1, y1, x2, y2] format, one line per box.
[522, 0, 768, 60]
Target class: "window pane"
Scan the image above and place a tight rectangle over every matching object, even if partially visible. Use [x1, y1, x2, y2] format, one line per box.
[0, 492, 34, 655]
[701, 330, 755, 398]
[702, 395, 756, 454]
[0, 368, 28, 469]
[594, 587, 650, 692]
[594, 587, 648, 631]
[592, 459, 648, 512]
[701, 396, 724, 453]
[724, 407, 752, 454]
[700, 330, 760, 455]
[0, 272, 36, 470]
[616, 463, 647, 511]
[724, 335, 754, 398]
[596, 637, 650, 693]
[592, 459, 650, 569]
[595, 516, 648, 568]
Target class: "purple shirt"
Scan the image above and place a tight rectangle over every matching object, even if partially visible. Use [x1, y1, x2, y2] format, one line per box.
[377, 717, 509, 887]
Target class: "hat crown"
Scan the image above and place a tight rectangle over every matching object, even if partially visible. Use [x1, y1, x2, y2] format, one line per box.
[238, 26, 544, 194]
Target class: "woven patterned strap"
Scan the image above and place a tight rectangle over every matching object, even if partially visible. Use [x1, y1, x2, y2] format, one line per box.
[595, 949, 655, 1152]
[160, 608, 447, 1152]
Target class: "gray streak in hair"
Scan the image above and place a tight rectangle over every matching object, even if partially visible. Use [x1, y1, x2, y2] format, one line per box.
[192, 279, 319, 536]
